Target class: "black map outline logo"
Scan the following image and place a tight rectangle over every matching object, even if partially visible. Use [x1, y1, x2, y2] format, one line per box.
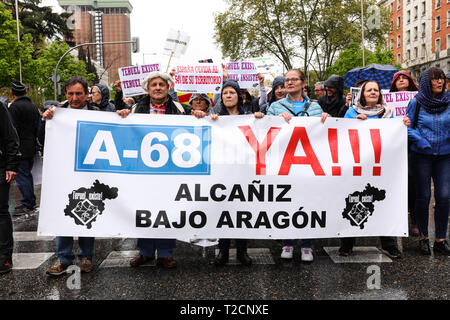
[342, 184, 386, 229]
[64, 180, 118, 229]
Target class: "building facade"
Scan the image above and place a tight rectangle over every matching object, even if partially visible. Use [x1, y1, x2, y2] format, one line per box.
[58, 0, 133, 85]
[382, 0, 449, 79]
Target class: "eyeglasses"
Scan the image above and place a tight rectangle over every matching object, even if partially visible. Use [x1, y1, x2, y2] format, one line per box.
[285, 78, 301, 83]
[314, 89, 324, 92]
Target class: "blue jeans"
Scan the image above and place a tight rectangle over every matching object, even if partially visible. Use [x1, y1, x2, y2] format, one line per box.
[412, 152, 450, 239]
[15, 158, 36, 209]
[55, 236, 95, 265]
[137, 239, 176, 258]
[282, 239, 313, 248]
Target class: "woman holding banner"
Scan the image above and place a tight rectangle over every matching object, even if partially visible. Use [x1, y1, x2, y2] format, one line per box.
[389, 71, 420, 237]
[193, 79, 263, 266]
[405, 67, 450, 255]
[334, 80, 403, 259]
[267, 69, 323, 263]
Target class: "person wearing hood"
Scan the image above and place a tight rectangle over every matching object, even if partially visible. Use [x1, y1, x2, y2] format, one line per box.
[389, 70, 419, 237]
[390, 70, 418, 92]
[319, 75, 347, 118]
[267, 69, 323, 263]
[196, 80, 263, 267]
[261, 76, 286, 114]
[91, 84, 115, 112]
[189, 93, 213, 114]
[404, 67, 450, 255]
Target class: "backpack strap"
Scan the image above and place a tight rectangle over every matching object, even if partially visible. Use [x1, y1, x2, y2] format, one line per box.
[173, 101, 186, 114]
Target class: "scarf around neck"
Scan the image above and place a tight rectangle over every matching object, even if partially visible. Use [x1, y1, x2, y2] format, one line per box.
[415, 68, 449, 114]
[352, 90, 393, 118]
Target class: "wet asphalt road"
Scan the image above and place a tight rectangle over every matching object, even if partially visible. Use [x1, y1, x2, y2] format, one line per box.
[1, 184, 448, 301]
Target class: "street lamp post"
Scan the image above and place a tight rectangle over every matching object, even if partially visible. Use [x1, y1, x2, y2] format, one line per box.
[15, 0, 22, 82]
[361, 0, 365, 67]
[53, 40, 137, 100]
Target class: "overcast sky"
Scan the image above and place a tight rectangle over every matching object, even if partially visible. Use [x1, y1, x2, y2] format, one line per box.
[40, 0, 228, 70]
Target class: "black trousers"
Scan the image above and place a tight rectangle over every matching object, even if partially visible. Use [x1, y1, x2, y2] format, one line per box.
[218, 239, 248, 250]
[340, 236, 396, 249]
[0, 182, 13, 262]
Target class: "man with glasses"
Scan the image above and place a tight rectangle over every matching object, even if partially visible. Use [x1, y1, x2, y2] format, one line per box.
[314, 82, 326, 100]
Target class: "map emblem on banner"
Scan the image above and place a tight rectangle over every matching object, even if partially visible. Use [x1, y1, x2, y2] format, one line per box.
[64, 180, 119, 229]
[342, 184, 386, 229]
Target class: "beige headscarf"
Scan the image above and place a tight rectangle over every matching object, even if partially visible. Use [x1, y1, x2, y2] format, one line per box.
[352, 88, 393, 118]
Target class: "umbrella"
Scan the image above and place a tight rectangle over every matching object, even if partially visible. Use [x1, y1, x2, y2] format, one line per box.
[344, 63, 398, 90]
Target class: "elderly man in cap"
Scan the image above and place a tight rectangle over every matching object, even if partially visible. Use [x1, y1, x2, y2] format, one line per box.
[0, 101, 19, 274]
[117, 71, 189, 269]
[8, 82, 41, 216]
[318, 75, 348, 118]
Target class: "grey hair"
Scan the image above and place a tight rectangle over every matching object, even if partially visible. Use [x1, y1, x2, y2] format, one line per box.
[314, 82, 324, 90]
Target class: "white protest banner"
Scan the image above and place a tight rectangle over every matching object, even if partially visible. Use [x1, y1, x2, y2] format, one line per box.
[163, 29, 190, 57]
[174, 64, 223, 94]
[118, 63, 161, 97]
[226, 62, 260, 89]
[382, 91, 417, 117]
[38, 109, 408, 239]
[248, 57, 282, 79]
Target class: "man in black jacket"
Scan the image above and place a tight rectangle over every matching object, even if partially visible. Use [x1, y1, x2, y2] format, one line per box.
[318, 75, 348, 118]
[8, 82, 41, 215]
[42, 76, 99, 277]
[0, 101, 19, 274]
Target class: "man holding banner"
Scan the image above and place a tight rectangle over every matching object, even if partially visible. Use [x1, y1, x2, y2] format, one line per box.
[43, 76, 101, 276]
[117, 71, 188, 269]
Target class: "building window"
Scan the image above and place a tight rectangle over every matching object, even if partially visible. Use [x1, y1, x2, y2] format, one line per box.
[414, 47, 418, 58]
[435, 38, 441, 51]
[422, 44, 426, 57]
[397, 16, 401, 29]
[414, 6, 418, 19]
[406, 30, 411, 43]
[397, 35, 401, 47]
[447, 34, 450, 49]
[390, 38, 394, 50]
[414, 26, 418, 40]
[447, 11, 450, 27]
[407, 49, 411, 60]
[407, 10, 411, 23]
[436, 0, 441, 8]
[421, 2, 426, 16]
[390, 3, 394, 12]
[397, 53, 401, 63]
[436, 16, 441, 31]
[422, 23, 426, 38]
[397, 0, 401, 10]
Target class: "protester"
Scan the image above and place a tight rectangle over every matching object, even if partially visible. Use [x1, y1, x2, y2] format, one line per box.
[213, 65, 267, 114]
[404, 67, 450, 255]
[314, 82, 326, 100]
[389, 70, 419, 236]
[267, 69, 323, 262]
[261, 76, 285, 114]
[42, 76, 100, 276]
[123, 97, 135, 109]
[91, 83, 115, 112]
[116, 71, 190, 269]
[319, 75, 347, 118]
[332, 80, 402, 259]
[189, 93, 213, 114]
[303, 84, 311, 98]
[0, 101, 19, 274]
[209, 79, 264, 267]
[8, 81, 41, 216]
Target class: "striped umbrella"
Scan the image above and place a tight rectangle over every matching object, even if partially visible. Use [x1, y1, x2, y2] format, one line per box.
[344, 64, 398, 89]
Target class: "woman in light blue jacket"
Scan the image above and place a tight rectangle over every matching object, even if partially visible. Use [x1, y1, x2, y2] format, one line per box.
[405, 67, 450, 255]
[267, 69, 323, 263]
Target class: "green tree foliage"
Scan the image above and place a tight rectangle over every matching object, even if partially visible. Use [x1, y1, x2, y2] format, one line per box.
[35, 41, 97, 100]
[0, 2, 36, 88]
[3, 0, 73, 49]
[214, 0, 390, 82]
[327, 41, 400, 77]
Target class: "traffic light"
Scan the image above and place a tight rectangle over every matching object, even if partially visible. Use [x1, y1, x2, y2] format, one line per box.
[132, 37, 139, 53]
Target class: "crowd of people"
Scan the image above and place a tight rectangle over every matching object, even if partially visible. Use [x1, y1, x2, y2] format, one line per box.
[0, 65, 448, 276]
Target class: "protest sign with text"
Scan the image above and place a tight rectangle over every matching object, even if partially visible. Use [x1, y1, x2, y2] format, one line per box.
[382, 91, 417, 117]
[38, 109, 408, 239]
[226, 62, 260, 89]
[118, 63, 161, 97]
[174, 64, 223, 94]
